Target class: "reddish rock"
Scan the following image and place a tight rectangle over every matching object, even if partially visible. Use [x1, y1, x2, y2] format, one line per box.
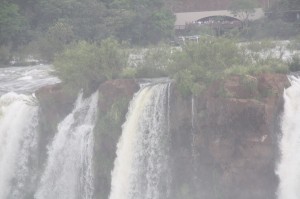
[36, 74, 289, 199]
[170, 73, 289, 199]
[98, 79, 139, 113]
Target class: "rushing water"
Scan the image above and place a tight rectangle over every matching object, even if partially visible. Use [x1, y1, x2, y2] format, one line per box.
[277, 76, 300, 199]
[0, 65, 99, 199]
[0, 65, 59, 95]
[2, 63, 300, 199]
[35, 91, 98, 199]
[0, 93, 39, 199]
[0, 65, 58, 199]
[109, 82, 171, 199]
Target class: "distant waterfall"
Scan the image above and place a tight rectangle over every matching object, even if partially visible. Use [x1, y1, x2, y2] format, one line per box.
[277, 76, 300, 199]
[0, 92, 38, 199]
[35, 92, 98, 199]
[109, 82, 171, 199]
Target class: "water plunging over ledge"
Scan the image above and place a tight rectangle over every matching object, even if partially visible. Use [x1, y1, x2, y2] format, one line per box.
[109, 81, 171, 199]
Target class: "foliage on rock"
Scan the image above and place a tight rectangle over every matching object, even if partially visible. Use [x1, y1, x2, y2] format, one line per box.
[53, 38, 128, 92]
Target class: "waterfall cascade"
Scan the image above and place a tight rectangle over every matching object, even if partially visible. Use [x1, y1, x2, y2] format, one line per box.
[277, 76, 300, 199]
[109, 82, 171, 199]
[35, 92, 98, 199]
[0, 92, 39, 199]
[1, 64, 295, 199]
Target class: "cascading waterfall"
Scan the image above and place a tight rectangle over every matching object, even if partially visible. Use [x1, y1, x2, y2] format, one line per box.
[35, 91, 98, 199]
[277, 76, 300, 199]
[109, 82, 171, 199]
[191, 95, 199, 183]
[0, 92, 38, 199]
[191, 95, 198, 160]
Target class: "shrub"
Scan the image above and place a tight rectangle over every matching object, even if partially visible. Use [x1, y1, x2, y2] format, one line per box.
[0, 45, 11, 65]
[20, 21, 75, 62]
[167, 36, 288, 97]
[289, 55, 300, 72]
[245, 19, 299, 40]
[167, 36, 246, 96]
[53, 38, 127, 92]
[135, 45, 171, 78]
[287, 35, 300, 51]
[121, 67, 138, 78]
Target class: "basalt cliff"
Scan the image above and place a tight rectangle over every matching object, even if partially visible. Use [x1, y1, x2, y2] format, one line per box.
[36, 74, 289, 199]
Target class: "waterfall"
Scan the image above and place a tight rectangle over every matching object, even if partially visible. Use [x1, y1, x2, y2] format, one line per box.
[109, 82, 171, 199]
[191, 95, 198, 183]
[35, 91, 98, 199]
[277, 76, 300, 199]
[0, 92, 38, 199]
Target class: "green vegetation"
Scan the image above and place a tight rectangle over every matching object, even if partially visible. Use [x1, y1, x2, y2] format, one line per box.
[53, 35, 292, 96]
[133, 45, 172, 78]
[167, 37, 244, 96]
[0, 0, 175, 64]
[94, 95, 131, 199]
[53, 38, 128, 93]
[166, 37, 288, 96]
[289, 55, 300, 72]
[1, 0, 299, 96]
[229, 0, 258, 28]
[0, 2, 25, 47]
[0, 0, 299, 66]
[0, 46, 11, 65]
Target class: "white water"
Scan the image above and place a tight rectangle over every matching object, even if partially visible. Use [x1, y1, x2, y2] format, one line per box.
[277, 76, 300, 199]
[0, 92, 39, 199]
[0, 65, 59, 95]
[191, 95, 199, 182]
[35, 91, 98, 199]
[109, 82, 171, 199]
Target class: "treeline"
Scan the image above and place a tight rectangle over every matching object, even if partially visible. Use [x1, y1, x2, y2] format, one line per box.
[0, 0, 175, 64]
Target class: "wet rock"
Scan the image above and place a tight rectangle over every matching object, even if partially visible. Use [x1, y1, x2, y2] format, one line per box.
[170, 73, 289, 199]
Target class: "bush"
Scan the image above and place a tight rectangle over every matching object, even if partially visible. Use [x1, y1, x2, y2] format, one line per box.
[289, 55, 300, 72]
[53, 38, 128, 92]
[134, 45, 171, 78]
[166, 36, 288, 97]
[245, 19, 299, 40]
[287, 35, 300, 50]
[121, 67, 138, 78]
[0, 45, 11, 65]
[167, 36, 246, 96]
[20, 21, 75, 62]
[182, 24, 215, 37]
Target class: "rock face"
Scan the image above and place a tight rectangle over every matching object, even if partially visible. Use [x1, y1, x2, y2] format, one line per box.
[36, 74, 289, 199]
[169, 74, 289, 199]
[36, 79, 139, 199]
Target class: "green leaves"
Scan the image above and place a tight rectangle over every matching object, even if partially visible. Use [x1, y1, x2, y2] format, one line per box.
[0, 2, 25, 46]
[53, 38, 128, 92]
[112, 0, 175, 45]
[229, 0, 258, 27]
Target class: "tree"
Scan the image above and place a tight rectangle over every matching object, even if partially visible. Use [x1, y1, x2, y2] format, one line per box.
[0, 2, 25, 46]
[35, 21, 75, 61]
[287, 0, 300, 10]
[36, 0, 109, 41]
[109, 0, 175, 45]
[229, 0, 258, 28]
[53, 38, 128, 92]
